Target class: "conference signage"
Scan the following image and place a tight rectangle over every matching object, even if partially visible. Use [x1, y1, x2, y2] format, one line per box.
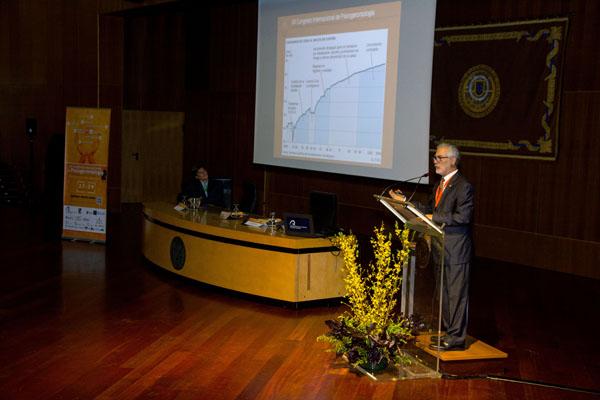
[62, 107, 111, 242]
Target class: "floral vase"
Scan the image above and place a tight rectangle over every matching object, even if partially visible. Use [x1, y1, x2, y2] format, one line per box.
[359, 357, 388, 373]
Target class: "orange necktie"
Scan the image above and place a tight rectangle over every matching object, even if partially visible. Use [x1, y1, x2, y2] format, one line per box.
[435, 178, 446, 207]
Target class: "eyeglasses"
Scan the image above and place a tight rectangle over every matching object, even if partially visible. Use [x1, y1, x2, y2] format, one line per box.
[432, 155, 450, 162]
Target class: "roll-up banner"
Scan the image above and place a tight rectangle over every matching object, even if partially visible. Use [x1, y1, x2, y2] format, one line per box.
[62, 107, 111, 242]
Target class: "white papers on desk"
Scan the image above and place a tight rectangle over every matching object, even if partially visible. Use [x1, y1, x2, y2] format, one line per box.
[220, 211, 232, 219]
[243, 218, 267, 228]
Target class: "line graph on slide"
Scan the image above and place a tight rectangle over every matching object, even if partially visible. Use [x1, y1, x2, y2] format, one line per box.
[281, 29, 388, 164]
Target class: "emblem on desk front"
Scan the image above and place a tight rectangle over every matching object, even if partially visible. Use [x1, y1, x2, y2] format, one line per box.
[170, 236, 186, 270]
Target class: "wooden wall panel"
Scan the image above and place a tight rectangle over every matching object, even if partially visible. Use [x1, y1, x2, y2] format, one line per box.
[100, 14, 125, 208]
[62, 0, 99, 108]
[0, 2, 9, 84]
[3, 0, 48, 86]
[475, 225, 600, 279]
[182, 3, 262, 209]
[565, 0, 600, 91]
[99, 0, 177, 15]
[228, 93, 265, 210]
[182, 92, 211, 174]
[123, 10, 185, 111]
[538, 92, 600, 241]
[0, 0, 103, 195]
[208, 3, 257, 94]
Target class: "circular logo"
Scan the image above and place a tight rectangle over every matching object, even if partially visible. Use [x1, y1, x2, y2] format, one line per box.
[458, 64, 500, 118]
[169, 236, 186, 270]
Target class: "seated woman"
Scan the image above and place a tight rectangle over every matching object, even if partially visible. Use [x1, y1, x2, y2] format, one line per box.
[178, 166, 224, 207]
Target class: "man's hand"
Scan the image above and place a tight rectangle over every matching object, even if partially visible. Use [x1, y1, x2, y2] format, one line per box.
[389, 189, 406, 202]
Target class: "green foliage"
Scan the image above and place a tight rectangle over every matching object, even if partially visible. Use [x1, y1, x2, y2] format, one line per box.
[320, 223, 416, 371]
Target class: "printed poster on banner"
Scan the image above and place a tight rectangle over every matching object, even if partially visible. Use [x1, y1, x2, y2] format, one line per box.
[62, 107, 111, 242]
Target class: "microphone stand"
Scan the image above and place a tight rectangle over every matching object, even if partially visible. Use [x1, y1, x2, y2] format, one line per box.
[379, 172, 429, 198]
[406, 174, 427, 203]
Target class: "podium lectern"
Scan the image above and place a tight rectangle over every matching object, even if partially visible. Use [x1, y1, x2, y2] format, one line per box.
[375, 194, 445, 377]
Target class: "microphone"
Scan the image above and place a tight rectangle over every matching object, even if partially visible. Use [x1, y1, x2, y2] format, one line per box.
[405, 172, 430, 182]
[406, 172, 429, 203]
[379, 172, 430, 198]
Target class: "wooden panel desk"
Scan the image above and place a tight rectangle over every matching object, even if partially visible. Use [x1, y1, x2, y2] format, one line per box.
[142, 202, 345, 302]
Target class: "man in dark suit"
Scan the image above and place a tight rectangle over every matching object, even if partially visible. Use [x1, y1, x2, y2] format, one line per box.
[179, 166, 224, 207]
[390, 143, 474, 351]
[428, 143, 474, 351]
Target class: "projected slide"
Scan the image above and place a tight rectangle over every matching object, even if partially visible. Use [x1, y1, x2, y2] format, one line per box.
[274, 2, 401, 168]
[282, 30, 388, 164]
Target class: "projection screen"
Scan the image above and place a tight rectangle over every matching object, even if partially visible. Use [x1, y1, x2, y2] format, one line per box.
[254, 0, 437, 183]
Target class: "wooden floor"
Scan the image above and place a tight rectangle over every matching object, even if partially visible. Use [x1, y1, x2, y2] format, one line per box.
[0, 204, 598, 400]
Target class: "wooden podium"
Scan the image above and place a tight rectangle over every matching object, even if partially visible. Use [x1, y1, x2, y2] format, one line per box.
[376, 195, 507, 363]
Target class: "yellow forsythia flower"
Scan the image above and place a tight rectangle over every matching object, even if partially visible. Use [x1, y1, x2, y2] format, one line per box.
[331, 222, 412, 335]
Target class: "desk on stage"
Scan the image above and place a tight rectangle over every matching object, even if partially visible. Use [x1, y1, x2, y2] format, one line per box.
[142, 202, 345, 302]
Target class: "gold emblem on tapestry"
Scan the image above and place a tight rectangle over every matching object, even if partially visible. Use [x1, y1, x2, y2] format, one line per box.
[458, 64, 501, 119]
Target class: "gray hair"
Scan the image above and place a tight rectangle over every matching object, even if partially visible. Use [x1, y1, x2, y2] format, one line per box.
[437, 142, 461, 163]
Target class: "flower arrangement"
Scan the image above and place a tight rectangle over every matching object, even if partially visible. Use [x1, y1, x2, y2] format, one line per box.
[318, 222, 416, 372]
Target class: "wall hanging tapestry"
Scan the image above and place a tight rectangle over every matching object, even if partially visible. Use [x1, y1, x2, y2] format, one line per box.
[430, 18, 569, 160]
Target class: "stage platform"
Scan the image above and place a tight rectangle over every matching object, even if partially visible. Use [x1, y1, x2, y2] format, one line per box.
[416, 334, 508, 362]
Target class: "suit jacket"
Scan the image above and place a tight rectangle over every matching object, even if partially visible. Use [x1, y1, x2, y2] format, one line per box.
[430, 172, 474, 264]
[180, 179, 224, 207]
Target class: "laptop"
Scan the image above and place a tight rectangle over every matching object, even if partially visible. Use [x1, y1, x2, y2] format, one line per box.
[283, 212, 321, 237]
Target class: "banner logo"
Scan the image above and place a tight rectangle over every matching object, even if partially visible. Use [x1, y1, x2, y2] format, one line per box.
[458, 64, 500, 118]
